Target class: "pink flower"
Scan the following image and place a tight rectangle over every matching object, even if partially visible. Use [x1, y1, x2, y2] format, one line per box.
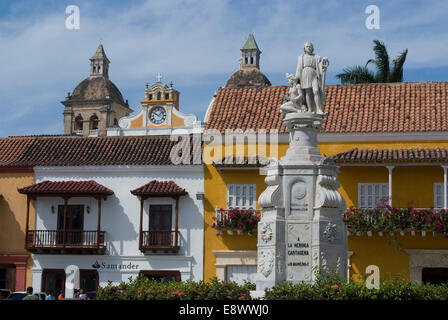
[331, 284, 339, 291]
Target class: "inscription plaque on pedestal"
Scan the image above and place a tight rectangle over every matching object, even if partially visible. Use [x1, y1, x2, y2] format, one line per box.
[286, 222, 312, 282]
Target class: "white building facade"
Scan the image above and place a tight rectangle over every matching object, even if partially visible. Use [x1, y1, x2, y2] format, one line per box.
[26, 164, 203, 298]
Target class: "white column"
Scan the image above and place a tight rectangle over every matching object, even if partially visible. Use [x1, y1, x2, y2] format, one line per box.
[386, 166, 394, 206]
[443, 166, 448, 210]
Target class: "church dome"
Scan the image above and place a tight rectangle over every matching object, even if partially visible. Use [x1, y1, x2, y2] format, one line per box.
[225, 68, 271, 88]
[71, 76, 125, 105]
[225, 34, 271, 89]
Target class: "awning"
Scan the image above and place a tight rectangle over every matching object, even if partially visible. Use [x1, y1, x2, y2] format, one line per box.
[131, 180, 187, 198]
[18, 180, 114, 197]
[330, 147, 448, 164]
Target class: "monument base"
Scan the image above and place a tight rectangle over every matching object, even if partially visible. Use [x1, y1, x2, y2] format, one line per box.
[255, 111, 347, 291]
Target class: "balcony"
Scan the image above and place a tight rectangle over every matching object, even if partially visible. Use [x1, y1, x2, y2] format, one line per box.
[214, 208, 262, 236]
[343, 206, 448, 237]
[140, 230, 180, 254]
[26, 230, 106, 254]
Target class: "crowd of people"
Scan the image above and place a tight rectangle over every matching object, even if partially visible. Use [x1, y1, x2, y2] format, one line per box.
[23, 286, 93, 300]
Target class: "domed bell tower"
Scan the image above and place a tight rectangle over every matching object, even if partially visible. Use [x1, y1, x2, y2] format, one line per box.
[62, 44, 132, 136]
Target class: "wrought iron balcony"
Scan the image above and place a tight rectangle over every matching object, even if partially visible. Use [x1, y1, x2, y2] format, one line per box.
[26, 230, 106, 254]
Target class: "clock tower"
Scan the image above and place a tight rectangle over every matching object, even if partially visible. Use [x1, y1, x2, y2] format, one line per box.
[108, 75, 203, 136]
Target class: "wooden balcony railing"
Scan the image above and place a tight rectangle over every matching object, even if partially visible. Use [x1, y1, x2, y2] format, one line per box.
[140, 230, 180, 253]
[26, 230, 106, 254]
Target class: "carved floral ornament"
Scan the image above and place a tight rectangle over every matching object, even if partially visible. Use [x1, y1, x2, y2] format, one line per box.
[258, 250, 274, 278]
[323, 222, 337, 242]
[260, 223, 273, 243]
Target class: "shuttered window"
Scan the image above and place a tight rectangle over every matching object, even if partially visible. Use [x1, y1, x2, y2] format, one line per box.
[358, 183, 388, 208]
[227, 184, 256, 209]
[434, 183, 448, 209]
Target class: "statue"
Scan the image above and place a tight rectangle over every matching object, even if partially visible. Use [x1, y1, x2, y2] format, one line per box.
[287, 41, 328, 115]
[280, 73, 304, 114]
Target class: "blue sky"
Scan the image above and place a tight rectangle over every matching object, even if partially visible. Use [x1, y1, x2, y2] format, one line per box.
[0, 0, 447, 137]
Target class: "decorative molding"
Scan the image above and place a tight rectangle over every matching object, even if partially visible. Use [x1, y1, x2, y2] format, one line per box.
[213, 250, 257, 281]
[405, 249, 448, 284]
[260, 223, 273, 244]
[258, 250, 274, 278]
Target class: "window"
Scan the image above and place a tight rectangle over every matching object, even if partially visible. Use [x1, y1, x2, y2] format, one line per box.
[434, 183, 447, 209]
[358, 183, 388, 208]
[164, 93, 169, 100]
[57, 205, 84, 245]
[422, 268, 448, 285]
[79, 270, 99, 293]
[42, 269, 65, 296]
[227, 184, 256, 209]
[149, 205, 172, 246]
[74, 115, 83, 132]
[226, 265, 257, 285]
[157, 91, 161, 100]
[89, 114, 99, 130]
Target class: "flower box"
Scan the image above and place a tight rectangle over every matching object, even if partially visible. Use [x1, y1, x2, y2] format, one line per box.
[212, 208, 261, 236]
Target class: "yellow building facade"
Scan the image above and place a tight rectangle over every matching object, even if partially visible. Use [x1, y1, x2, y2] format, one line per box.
[0, 137, 37, 292]
[203, 81, 448, 285]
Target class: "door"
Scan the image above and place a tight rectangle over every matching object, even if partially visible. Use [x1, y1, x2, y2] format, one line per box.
[149, 205, 172, 246]
[57, 205, 84, 245]
[139, 270, 181, 282]
[42, 269, 65, 296]
[79, 270, 99, 294]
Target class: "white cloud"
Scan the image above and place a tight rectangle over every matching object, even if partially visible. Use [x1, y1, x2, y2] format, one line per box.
[0, 0, 447, 136]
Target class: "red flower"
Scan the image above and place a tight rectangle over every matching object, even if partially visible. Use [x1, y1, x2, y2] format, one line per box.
[331, 284, 339, 291]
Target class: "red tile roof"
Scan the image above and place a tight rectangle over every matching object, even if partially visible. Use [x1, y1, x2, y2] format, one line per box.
[131, 180, 187, 197]
[205, 82, 448, 134]
[0, 135, 199, 167]
[18, 180, 114, 196]
[330, 147, 448, 163]
[0, 137, 36, 167]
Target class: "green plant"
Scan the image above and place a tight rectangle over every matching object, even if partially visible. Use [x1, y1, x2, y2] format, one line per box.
[212, 209, 261, 233]
[96, 276, 255, 300]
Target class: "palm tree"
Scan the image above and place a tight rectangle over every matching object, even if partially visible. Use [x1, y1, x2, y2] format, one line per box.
[336, 40, 408, 84]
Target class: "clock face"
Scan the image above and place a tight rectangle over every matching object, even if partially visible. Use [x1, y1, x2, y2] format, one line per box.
[150, 107, 167, 125]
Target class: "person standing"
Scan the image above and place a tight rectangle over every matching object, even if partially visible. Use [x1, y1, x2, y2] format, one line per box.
[78, 289, 87, 300]
[57, 291, 64, 300]
[45, 290, 56, 300]
[22, 287, 39, 300]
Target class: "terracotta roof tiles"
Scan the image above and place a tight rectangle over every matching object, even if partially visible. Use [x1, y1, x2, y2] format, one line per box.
[0, 135, 199, 168]
[131, 180, 187, 197]
[18, 180, 114, 196]
[206, 82, 448, 134]
[330, 147, 448, 163]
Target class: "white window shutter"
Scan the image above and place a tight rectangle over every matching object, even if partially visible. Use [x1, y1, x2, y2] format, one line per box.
[359, 183, 389, 208]
[227, 184, 257, 209]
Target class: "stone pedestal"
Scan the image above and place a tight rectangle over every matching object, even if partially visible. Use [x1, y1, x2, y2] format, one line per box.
[255, 113, 347, 292]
